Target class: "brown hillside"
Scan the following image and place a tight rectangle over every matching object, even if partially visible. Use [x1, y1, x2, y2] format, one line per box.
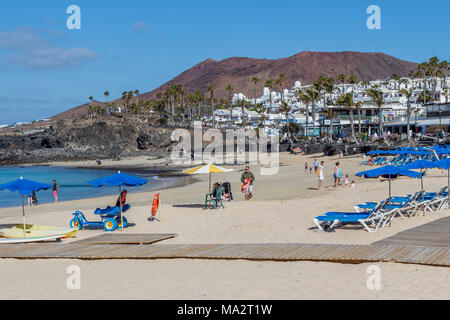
[52, 51, 418, 120]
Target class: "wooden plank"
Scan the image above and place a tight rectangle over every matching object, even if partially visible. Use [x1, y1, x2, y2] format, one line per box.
[0, 241, 448, 267]
[72, 234, 177, 245]
[374, 216, 450, 248]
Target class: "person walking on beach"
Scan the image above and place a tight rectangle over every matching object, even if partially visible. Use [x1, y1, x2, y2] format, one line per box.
[241, 166, 255, 201]
[314, 159, 319, 174]
[304, 162, 309, 175]
[52, 180, 59, 203]
[318, 161, 324, 190]
[334, 162, 342, 188]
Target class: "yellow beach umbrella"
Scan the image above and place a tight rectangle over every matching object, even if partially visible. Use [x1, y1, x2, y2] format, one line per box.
[183, 163, 233, 193]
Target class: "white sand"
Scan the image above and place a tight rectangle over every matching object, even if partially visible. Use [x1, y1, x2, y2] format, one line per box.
[0, 153, 449, 299]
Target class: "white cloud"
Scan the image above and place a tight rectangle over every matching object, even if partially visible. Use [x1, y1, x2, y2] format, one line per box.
[132, 22, 148, 30]
[0, 27, 49, 50]
[0, 27, 98, 70]
[9, 47, 98, 70]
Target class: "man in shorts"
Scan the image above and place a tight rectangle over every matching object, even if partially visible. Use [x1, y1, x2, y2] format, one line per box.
[313, 159, 319, 174]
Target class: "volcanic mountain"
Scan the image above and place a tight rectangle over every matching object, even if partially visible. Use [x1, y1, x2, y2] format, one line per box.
[52, 51, 418, 120]
[139, 51, 418, 100]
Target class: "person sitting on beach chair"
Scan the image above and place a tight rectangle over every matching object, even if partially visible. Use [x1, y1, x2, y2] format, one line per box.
[205, 183, 225, 209]
[116, 190, 128, 207]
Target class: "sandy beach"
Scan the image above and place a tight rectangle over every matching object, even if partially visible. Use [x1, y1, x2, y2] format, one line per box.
[1, 152, 449, 300]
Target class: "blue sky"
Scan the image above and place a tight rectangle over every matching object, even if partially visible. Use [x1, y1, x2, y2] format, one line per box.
[0, 0, 449, 124]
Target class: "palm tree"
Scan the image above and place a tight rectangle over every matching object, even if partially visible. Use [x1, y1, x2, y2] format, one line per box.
[207, 86, 215, 116]
[323, 77, 335, 140]
[366, 88, 390, 145]
[296, 89, 310, 138]
[237, 98, 247, 130]
[399, 87, 416, 141]
[313, 76, 327, 137]
[347, 75, 359, 135]
[438, 60, 448, 91]
[226, 84, 234, 128]
[103, 91, 110, 115]
[337, 93, 359, 144]
[305, 87, 319, 139]
[327, 107, 335, 142]
[88, 96, 95, 117]
[252, 77, 260, 107]
[355, 101, 362, 134]
[134, 90, 140, 114]
[337, 74, 346, 94]
[276, 73, 287, 103]
[264, 79, 274, 112]
[280, 101, 292, 137]
[391, 73, 400, 90]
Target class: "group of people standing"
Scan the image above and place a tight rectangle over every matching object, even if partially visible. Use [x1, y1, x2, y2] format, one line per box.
[333, 162, 352, 188]
[305, 159, 354, 191]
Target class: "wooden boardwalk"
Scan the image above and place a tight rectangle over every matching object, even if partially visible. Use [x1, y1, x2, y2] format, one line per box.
[374, 216, 450, 248]
[72, 233, 177, 245]
[0, 242, 448, 267]
[0, 216, 449, 267]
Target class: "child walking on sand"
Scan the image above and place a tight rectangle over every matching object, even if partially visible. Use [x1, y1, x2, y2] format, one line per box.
[344, 175, 350, 188]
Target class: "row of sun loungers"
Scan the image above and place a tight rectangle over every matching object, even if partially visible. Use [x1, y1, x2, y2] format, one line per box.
[361, 154, 446, 167]
[313, 187, 449, 232]
[360, 155, 415, 166]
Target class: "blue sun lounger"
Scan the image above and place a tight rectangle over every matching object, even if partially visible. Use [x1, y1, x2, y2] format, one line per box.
[313, 201, 389, 232]
[354, 192, 420, 213]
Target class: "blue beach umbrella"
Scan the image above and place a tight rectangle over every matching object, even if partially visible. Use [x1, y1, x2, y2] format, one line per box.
[0, 177, 52, 237]
[403, 159, 437, 191]
[435, 158, 450, 197]
[402, 160, 438, 209]
[356, 165, 422, 200]
[88, 171, 148, 231]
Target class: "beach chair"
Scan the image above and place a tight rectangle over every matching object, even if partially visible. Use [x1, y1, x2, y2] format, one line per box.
[205, 185, 225, 209]
[354, 192, 417, 213]
[313, 201, 391, 232]
[422, 187, 448, 213]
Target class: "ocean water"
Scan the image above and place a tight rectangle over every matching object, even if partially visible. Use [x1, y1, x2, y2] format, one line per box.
[0, 166, 175, 208]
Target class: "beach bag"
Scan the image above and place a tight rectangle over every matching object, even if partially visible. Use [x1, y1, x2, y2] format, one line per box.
[241, 178, 251, 194]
